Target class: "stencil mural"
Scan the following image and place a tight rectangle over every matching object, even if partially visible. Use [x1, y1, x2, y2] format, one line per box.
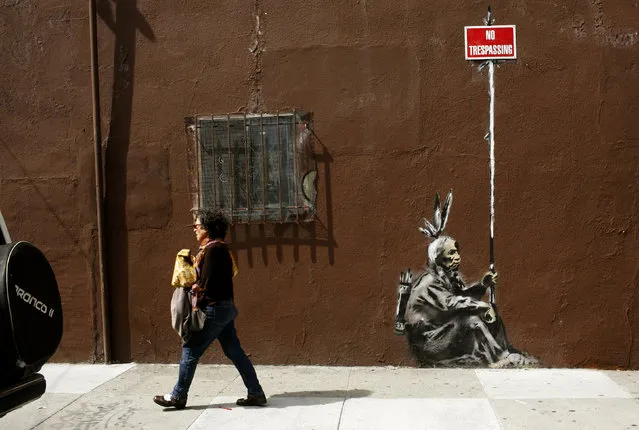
[395, 191, 538, 368]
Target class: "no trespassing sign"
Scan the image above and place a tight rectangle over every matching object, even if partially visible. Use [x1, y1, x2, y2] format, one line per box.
[465, 25, 517, 60]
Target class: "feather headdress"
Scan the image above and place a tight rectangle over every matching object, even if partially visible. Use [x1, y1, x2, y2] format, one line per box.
[419, 190, 453, 239]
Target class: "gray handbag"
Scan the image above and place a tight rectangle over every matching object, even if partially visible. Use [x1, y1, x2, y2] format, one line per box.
[189, 308, 206, 331]
[188, 291, 206, 332]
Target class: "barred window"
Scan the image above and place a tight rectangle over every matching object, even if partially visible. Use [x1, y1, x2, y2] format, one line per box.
[185, 112, 317, 224]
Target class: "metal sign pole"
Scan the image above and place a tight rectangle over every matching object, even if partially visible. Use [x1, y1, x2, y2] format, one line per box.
[466, 6, 517, 306]
[464, 6, 517, 346]
[488, 59, 496, 304]
[487, 22, 496, 308]
[483, 6, 497, 305]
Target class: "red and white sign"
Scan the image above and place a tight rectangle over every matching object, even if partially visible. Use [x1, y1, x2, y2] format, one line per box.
[464, 25, 516, 60]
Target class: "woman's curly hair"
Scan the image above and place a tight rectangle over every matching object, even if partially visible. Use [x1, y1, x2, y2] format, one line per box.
[196, 209, 229, 239]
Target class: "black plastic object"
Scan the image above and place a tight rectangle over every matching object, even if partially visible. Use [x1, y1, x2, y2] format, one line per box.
[0, 373, 46, 418]
[0, 242, 63, 385]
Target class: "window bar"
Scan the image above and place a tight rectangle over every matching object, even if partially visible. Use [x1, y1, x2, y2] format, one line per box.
[194, 115, 201, 211]
[277, 112, 283, 222]
[226, 114, 234, 224]
[292, 111, 299, 222]
[305, 120, 315, 214]
[261, 113, 266, 222]
[244, 113, 250, 221]
[211, 114, 217, 210]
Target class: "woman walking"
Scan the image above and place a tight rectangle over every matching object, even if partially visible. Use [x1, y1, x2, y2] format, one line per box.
[154, 210, 266, 409]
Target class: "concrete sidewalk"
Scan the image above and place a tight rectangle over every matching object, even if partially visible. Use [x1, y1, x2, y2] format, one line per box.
[2, 364, 639, 429]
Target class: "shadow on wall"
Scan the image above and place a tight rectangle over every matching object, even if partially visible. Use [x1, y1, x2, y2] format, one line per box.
[0, 137, 97, 363]
[0, 139, 88, 260]
[228, 138, 337, 267]
[97, 0, 155, 363]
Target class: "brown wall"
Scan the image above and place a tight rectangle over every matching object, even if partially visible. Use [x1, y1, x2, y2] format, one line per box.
[0, 0, 637, 368]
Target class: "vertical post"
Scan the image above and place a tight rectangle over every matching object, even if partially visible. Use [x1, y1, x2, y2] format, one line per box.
[292, 111, 299, 222]
[261, 113, 266, 221]
[89, 0, 111, 364]
[211, 115, 217, 210]
[276, 112, 283, 222]
[227, 114, 234, 223]
[488, 60, 495, 275]
[244, 113, 250, 219]
[486, 6, 496, 306]
[194, 115, 201, 210]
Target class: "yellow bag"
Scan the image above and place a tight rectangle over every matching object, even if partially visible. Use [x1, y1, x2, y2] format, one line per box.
[171, 249, 197, 288]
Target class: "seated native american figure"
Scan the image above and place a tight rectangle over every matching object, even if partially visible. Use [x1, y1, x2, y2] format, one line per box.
[395, 191, 538, 368]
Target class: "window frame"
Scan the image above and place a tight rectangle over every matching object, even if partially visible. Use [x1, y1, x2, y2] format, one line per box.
[185, 111, 316, 224]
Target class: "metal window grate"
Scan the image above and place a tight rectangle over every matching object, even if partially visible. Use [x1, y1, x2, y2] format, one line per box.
[185, 112, 317, 224]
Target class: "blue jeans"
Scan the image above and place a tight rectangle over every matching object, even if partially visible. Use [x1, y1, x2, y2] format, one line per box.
[171, 300, 263, 400]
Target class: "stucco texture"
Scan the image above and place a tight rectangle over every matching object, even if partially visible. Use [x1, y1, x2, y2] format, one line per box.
[0, 0, 637, 368]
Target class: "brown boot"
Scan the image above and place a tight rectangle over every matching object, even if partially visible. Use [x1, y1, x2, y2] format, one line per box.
[236, 393, 267, 407]
[153, 394, 187, 410]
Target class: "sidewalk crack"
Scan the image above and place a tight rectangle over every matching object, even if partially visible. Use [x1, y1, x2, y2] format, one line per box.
[336, 367, 352, 429]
